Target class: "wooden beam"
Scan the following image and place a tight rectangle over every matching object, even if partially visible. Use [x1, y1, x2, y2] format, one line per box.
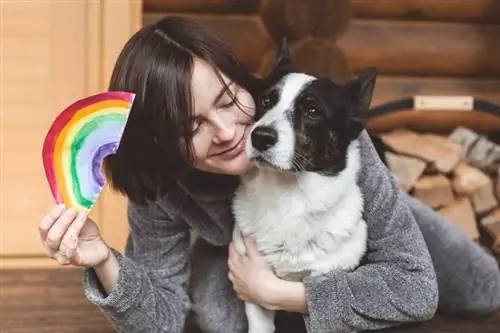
[371, 76, 500, 108]
[352, 0, 500, 24]
[143, 13, 274, 72]
[143, 0, 261, 14]
[338, 19, 500, 78]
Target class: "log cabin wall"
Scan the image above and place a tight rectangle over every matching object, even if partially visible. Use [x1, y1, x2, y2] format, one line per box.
[142, 0, 500, 109]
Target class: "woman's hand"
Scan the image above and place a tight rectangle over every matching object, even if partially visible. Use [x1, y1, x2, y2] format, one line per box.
[39, 204, 110, 268]
[228, 236, 280, 309]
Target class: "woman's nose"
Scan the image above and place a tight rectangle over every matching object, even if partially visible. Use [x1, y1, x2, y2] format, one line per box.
[212, 113, 235, 143]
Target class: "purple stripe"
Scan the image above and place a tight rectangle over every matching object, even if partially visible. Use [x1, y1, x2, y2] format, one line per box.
[92, 143, 117, 187]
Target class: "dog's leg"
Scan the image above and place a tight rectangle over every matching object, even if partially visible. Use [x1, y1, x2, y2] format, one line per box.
[245, 301, 275, 333]
[232, 225, 275, 333]
[232, 224, 247, 255]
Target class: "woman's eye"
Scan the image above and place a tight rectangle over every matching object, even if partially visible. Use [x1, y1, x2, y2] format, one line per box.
[192, 120, 202, 133]
[220, 99, 236, 109]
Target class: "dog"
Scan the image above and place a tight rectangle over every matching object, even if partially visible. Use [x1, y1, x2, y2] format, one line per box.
[231, 39, 377, 333]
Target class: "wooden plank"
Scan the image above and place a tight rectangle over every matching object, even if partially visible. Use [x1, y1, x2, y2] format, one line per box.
[143, 13, 274, 72]
[352, 0, 500, 24]
[371, 76, 500, 108]
[338, 19, 500, 78]
[0, 268, 114, 333]
[259, 0, 351, 42]
[143, 0, 260, 14]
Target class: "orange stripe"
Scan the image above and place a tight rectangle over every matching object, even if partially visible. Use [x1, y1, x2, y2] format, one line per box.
[54, 100, 130, 207]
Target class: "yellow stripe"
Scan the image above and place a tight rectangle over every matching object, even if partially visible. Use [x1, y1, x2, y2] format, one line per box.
[54, 100, 130, 208]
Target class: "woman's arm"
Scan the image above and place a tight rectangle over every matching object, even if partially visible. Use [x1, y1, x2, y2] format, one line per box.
[83, 198, 192, 333]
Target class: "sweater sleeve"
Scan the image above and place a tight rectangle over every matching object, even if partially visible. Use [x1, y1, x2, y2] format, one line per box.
[82, 198, 191, 333]
[302, 130, 439, 333]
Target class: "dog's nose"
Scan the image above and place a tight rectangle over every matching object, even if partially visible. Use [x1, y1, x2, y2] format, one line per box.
[251, 126, 278, 151]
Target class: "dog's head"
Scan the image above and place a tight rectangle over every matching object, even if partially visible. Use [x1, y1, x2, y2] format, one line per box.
[246, 39, 377, 175]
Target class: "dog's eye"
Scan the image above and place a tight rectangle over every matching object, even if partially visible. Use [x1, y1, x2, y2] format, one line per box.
[261, 97, 271, 107]
[306, 107, 321, 120]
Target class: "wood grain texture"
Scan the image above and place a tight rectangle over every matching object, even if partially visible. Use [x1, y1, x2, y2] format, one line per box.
[2, 268, 499, 333]
[1, 0, 88, 256]
[259, 38, 351, 83]
[352, 0, 500, 24]
[143, 13, 274, 72]
[0, 268, 113, 333]
[259, 0, 352, 41]
[371, 76, 500, 108]
[144, 0, 261, 14]
[338, 19, 500, 78]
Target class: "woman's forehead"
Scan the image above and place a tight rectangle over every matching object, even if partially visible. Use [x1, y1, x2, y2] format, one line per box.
[191, 59, 231, 114]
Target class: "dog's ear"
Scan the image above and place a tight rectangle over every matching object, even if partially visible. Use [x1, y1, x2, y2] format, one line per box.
[349, 67, 377, 117]
[347, 67, 377, 138]
[268, 37, 296, 79]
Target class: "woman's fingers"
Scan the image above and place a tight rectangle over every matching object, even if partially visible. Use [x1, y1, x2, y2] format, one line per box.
[39, 204, 65, 242]
[59, 212, 87, 264]
[45, 209, 77, 255]
[60, 212, 86, 250]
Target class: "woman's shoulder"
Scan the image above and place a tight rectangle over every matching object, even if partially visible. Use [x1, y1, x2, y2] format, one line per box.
[126, 184, 189, 225]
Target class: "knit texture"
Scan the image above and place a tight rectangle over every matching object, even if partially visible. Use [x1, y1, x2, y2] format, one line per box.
[83, 130, 500, 333]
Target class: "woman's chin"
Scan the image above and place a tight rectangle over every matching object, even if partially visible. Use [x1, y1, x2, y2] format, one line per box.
[200, 153, 252, 176]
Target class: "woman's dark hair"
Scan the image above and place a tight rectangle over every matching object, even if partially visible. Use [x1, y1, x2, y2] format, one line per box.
[103, 16, 260, 204]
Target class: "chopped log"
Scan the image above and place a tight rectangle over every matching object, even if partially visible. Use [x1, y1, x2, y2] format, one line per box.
[452, 163, 498, 215]
[259, 38, 351, 83]
[384, 152, 427, 192]
[143, 13, 274, 72]
[337, 19, 500, 77]
[143, 0, 261, 14]
[467, 137, 500, 174]
[370, 76, 500, 109]
[413, 175, 455, 209]
[449, 127, 500, 174]
[480, 209, 500, 254]
[351, 0, 500, 24]
[448, 126, 479, 158]
[497, 168, 500, 202]
[379, 130, 461, 173]
[421, 134, 462, 173]
[452, 163, 491, 193]
[438, 197, 480, 241]
[259, 0, 352, 42]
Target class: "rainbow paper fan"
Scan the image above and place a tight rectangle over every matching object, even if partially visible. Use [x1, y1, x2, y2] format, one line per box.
[42, 91, 135, 212]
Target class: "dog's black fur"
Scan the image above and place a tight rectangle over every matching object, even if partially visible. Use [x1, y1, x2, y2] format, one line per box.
[252, 38, 378, 176]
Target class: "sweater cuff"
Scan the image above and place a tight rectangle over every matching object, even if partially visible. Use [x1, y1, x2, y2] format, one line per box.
[83, 248, 145, 313]
[302, 273, 346, 333]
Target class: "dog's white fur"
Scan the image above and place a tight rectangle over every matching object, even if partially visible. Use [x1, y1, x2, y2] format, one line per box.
[232, 73, 367, 333]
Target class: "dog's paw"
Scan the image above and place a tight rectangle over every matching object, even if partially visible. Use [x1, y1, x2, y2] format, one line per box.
[248, 324, 275, 333]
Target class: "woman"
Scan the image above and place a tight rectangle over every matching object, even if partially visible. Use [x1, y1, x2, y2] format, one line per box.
[39, 16, 500, 333]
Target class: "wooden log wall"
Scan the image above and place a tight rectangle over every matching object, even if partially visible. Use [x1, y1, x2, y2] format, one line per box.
[142, 0, 500, 109]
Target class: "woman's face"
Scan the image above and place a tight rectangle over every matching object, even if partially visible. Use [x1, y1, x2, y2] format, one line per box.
[187, 59, 256, 175]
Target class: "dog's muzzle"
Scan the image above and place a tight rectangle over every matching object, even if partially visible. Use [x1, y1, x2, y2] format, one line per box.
[251, 126, 278, 152]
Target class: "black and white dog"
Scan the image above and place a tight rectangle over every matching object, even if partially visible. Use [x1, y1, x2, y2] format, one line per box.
[232, 39, 377, 333]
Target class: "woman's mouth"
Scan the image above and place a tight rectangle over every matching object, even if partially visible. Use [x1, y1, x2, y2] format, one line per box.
[213, 134, 246, 160]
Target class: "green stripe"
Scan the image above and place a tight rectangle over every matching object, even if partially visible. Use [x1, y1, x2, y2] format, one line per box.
[70, 113, 128, 208]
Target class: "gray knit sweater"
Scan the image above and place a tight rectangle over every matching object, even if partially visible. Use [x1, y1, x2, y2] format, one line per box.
[83, 130, 500, 333]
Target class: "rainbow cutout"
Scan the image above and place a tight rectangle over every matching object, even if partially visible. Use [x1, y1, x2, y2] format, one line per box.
[42, 91, 135, 212]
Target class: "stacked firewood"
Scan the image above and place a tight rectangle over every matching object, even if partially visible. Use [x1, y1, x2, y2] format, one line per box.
[378, 127, 500, 255]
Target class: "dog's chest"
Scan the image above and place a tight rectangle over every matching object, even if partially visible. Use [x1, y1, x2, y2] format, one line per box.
[232, 171, 366, 280]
